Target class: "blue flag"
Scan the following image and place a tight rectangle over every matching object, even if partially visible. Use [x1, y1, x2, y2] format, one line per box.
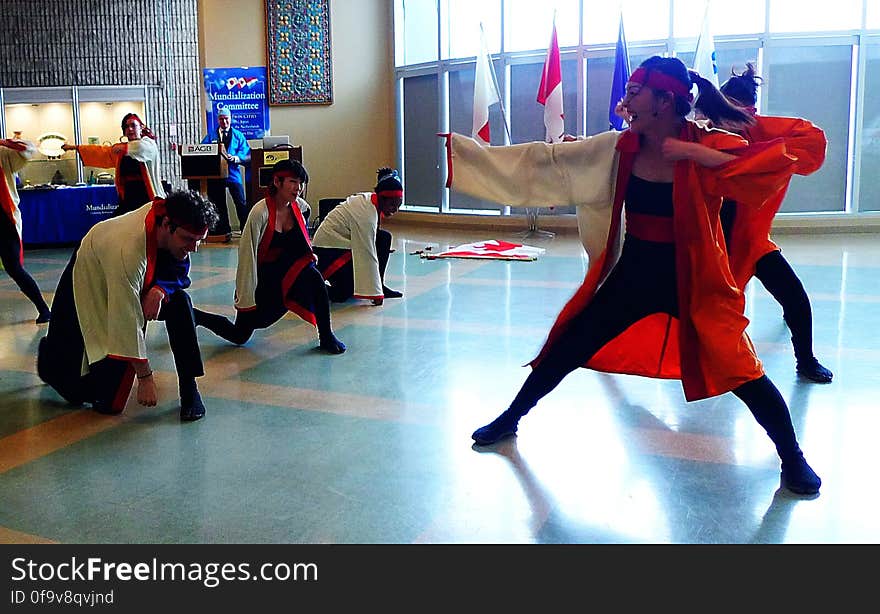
[609, 14, 631, 131]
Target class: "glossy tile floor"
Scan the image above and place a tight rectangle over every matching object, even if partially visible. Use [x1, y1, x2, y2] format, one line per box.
[1, 224, 878, 544]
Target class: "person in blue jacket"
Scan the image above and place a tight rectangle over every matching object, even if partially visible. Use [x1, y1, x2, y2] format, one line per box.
[201, 107, 251, 237]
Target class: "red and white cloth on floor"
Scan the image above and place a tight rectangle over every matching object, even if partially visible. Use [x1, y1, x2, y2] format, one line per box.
[423, 240, 544, 261]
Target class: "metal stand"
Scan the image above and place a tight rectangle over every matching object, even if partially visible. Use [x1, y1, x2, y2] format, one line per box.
[514, 208, 555, 240]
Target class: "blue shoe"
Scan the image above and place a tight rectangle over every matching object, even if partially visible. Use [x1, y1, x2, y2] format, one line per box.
[382, 286, 403, 299]
[472, 411, 519, 445]
[781, 453, 821, 495]
[319, 334, 346, 354]
[180, 388, 206, 422]
[796, 358, 833, 383]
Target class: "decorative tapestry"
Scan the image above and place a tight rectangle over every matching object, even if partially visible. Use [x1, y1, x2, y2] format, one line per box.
[266, 0, 333, 105]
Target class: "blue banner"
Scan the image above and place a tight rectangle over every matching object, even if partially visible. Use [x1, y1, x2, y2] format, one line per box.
[203, 67, 270, 139]
[609, 15, 631, 131]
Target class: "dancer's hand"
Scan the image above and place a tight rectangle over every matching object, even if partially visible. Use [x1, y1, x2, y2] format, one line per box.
[142, 287, 165, 320]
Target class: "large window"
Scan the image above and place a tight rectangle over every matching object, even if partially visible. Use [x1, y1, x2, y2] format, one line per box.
[769, 0, 863, 33]
[860, 40, 880, 213]
[395, 0, 878, 221]
[402, 74, 441, 211]
[395, 0, 439, 66]
[765, 44, 851, 213]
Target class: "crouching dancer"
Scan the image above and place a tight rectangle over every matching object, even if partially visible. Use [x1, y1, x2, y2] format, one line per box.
[37, 190, 219, 421]
[193, 159, 345, 353]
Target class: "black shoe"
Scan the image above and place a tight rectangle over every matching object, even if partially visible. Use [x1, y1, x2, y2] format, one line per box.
[35, 311, 51, 324]
[472, 410, 520, 445]
[180, 388, 206, 422]
[382, 285, 403, 299]
[319, 334, 346, 354]
[781, 452, 821, 495]
[796, 358, 833, 383]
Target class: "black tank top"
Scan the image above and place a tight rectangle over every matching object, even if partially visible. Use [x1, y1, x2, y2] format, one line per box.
[625, 174, 674, 217]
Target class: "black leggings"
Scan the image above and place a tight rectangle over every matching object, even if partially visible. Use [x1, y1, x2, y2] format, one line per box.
[506, 237, 803, 462]
[721, 200, 816, 362]
[315, 228, 393, 302]
[194, 265, 335, 344]
[754, 251, 815, 363]
[0, 216, 49, 315]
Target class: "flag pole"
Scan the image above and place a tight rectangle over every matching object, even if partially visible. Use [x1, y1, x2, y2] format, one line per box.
[480, 23, 512, 143]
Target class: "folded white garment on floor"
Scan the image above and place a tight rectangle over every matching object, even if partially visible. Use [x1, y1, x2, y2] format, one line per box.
[422, 240, 545, 261]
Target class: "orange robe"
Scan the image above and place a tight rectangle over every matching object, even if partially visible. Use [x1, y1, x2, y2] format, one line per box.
[532, 123, 800, 401]
[724, 116, 827, 288]
[76, 137, 164, 203]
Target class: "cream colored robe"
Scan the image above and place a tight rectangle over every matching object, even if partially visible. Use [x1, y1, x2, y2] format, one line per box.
[234, 195, 312, 310]
[72, 204, 155, 373]
[311, 192, 383, 299]
[0, 140, 36, 240]
[446, 131, 621, 264]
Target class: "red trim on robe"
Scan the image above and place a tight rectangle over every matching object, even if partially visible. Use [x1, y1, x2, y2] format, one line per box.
[441, 134, 454, 188]
[143, 200, 161, 289]
[256, 195, 319, 326]
[0, 159, 23, 266]
[138, 162, 157, 201]
[113, 143, 130, 201]
[110, 364, 136, 412]
[322, 251, 352, 280]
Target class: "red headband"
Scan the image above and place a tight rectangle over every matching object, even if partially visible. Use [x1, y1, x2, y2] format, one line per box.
[628, 67, 693, 102]
[376, 190, 403, 198]
[151, 199, 209, 235]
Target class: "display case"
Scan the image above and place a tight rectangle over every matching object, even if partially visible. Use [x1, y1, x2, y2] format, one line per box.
[2, 87, 77, 187]
[1, 85, 151, 246]
[1, 85, 148, 187]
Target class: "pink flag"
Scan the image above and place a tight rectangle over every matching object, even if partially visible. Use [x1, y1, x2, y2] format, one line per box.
[472, 29, 499, 145]
[537, 22, 564, 143]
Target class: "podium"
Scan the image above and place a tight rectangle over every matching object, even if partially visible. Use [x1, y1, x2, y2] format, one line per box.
[249, 145, 302, 206]
[180, 143, 230, 242]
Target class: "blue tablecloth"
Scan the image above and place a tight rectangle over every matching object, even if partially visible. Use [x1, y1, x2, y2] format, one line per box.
[18, 185, 118, 246]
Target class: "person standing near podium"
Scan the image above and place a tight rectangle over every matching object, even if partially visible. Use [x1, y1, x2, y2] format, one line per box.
[62, 112, 165, 217]
[0, 137, 52, 324]
[201, 107, 251, 239]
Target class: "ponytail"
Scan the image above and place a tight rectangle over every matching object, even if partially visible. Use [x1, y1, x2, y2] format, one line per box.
[720, 62, 761, 107]
[690, 70, 754, 127]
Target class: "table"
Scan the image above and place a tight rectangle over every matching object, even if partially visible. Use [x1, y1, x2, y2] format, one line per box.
[18, 185, 118, 246]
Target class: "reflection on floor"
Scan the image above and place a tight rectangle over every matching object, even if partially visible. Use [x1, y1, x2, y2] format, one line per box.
[1, 225, 878, 544]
